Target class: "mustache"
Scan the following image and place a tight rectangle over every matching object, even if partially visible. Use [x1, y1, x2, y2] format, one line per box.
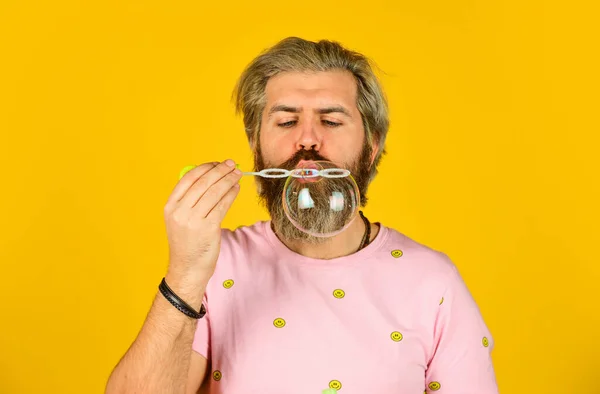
[274, 150, 331, 170]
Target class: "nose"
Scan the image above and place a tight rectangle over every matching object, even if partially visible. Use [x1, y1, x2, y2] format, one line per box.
[295, 122, 321, 151]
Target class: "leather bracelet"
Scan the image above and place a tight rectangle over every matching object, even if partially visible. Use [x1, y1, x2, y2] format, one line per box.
[158, 277, 206, 319]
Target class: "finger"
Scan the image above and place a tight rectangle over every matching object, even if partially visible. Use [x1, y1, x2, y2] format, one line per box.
[179, 160, 240, 209]
[165, 162, 218, 208]
[192, 168, 242, 217]
[206, 183, 241, 223]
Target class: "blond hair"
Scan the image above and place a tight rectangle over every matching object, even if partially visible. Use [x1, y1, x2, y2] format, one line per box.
[233, 36, 390, 181]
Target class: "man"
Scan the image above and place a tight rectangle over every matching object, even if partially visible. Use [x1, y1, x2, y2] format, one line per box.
[105, 37, 499, 394]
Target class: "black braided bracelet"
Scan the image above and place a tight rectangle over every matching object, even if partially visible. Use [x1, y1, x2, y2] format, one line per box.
[158, 277, 206, 319]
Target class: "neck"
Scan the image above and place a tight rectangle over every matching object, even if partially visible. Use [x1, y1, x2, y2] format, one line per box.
[270, 212, 379, 260]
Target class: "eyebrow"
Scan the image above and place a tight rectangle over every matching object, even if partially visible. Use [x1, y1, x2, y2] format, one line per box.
[267, 104, 352, 118]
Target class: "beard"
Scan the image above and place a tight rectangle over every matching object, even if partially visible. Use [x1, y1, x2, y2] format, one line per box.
[254, 142, 374, 245]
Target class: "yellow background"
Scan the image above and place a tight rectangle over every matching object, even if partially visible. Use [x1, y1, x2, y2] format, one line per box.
[1, 0, 598, 393]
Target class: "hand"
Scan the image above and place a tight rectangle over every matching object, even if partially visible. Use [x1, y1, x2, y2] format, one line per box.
[163, 160, 242, 291]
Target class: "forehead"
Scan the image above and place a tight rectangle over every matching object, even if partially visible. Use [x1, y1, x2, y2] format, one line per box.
[264, 70, 358, 109]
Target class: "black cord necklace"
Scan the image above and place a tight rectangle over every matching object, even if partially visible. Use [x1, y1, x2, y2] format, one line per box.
[356, 210, 371, 252]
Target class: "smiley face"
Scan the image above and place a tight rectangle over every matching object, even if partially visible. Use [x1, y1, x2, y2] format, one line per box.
[390, 331, 403, 342]
[329, 380, 342, 390]
[333, 289, 345, 299]
[223, 279, 234, 289]
[273, 318, 286, 328]
[213, 370, 222, 381]
[391, 249, 403, 258]
[428, 381, 441, 391]
[482, 336, 489, 347]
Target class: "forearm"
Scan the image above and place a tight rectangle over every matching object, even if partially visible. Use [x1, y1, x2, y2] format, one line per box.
[106, 281, 205, 394]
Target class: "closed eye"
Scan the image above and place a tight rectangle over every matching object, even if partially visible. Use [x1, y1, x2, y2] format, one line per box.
[323, 120, 342, 127]
[277, 120, 342, 128]
[277, 120, 297, 128]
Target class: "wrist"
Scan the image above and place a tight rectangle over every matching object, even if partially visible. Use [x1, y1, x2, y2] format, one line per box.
[163, 272, 209, 311]
[165, 265, 213, 288]
[158, 277, 207, 319]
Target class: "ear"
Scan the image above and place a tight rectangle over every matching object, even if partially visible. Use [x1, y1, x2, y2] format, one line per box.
[249, 127, 261, 152]
[369, 138, 380, 167]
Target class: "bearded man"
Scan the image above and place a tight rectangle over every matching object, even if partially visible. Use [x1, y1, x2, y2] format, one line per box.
[106, 37, 499, 394]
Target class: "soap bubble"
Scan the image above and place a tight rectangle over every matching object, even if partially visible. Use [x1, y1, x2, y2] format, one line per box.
[282, 160, 360, 238]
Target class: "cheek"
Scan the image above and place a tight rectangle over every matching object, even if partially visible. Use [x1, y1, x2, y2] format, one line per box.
[327, 134, 364, 158]
[260, 134, 295, 164]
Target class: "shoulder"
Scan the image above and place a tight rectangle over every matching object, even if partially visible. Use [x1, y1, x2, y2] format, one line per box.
[378, 225, 461, 291]
[209, 220, 270, 274]
[382, 225, 456, 272]
[219, 220, 269, 249]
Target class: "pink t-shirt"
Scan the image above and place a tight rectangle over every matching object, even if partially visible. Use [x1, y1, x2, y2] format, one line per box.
[192, 220, 498, 394]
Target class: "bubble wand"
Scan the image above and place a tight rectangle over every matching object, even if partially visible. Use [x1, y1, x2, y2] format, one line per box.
[241, 168, 351, 179]
[178, 165, 351, 180]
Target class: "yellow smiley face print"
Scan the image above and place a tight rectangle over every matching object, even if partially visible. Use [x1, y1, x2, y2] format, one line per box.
[390, 331, 403, 342]
[273, 318, 286, 328]
[213, 370, 222, 381]
[391, 249, 403, 258]
[329, 380, 342, 390]
[223, 279, 234, 289]
[428, 381, 441, 391]
[333, 289, 345, 299]
[482, 336, 489, 347]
